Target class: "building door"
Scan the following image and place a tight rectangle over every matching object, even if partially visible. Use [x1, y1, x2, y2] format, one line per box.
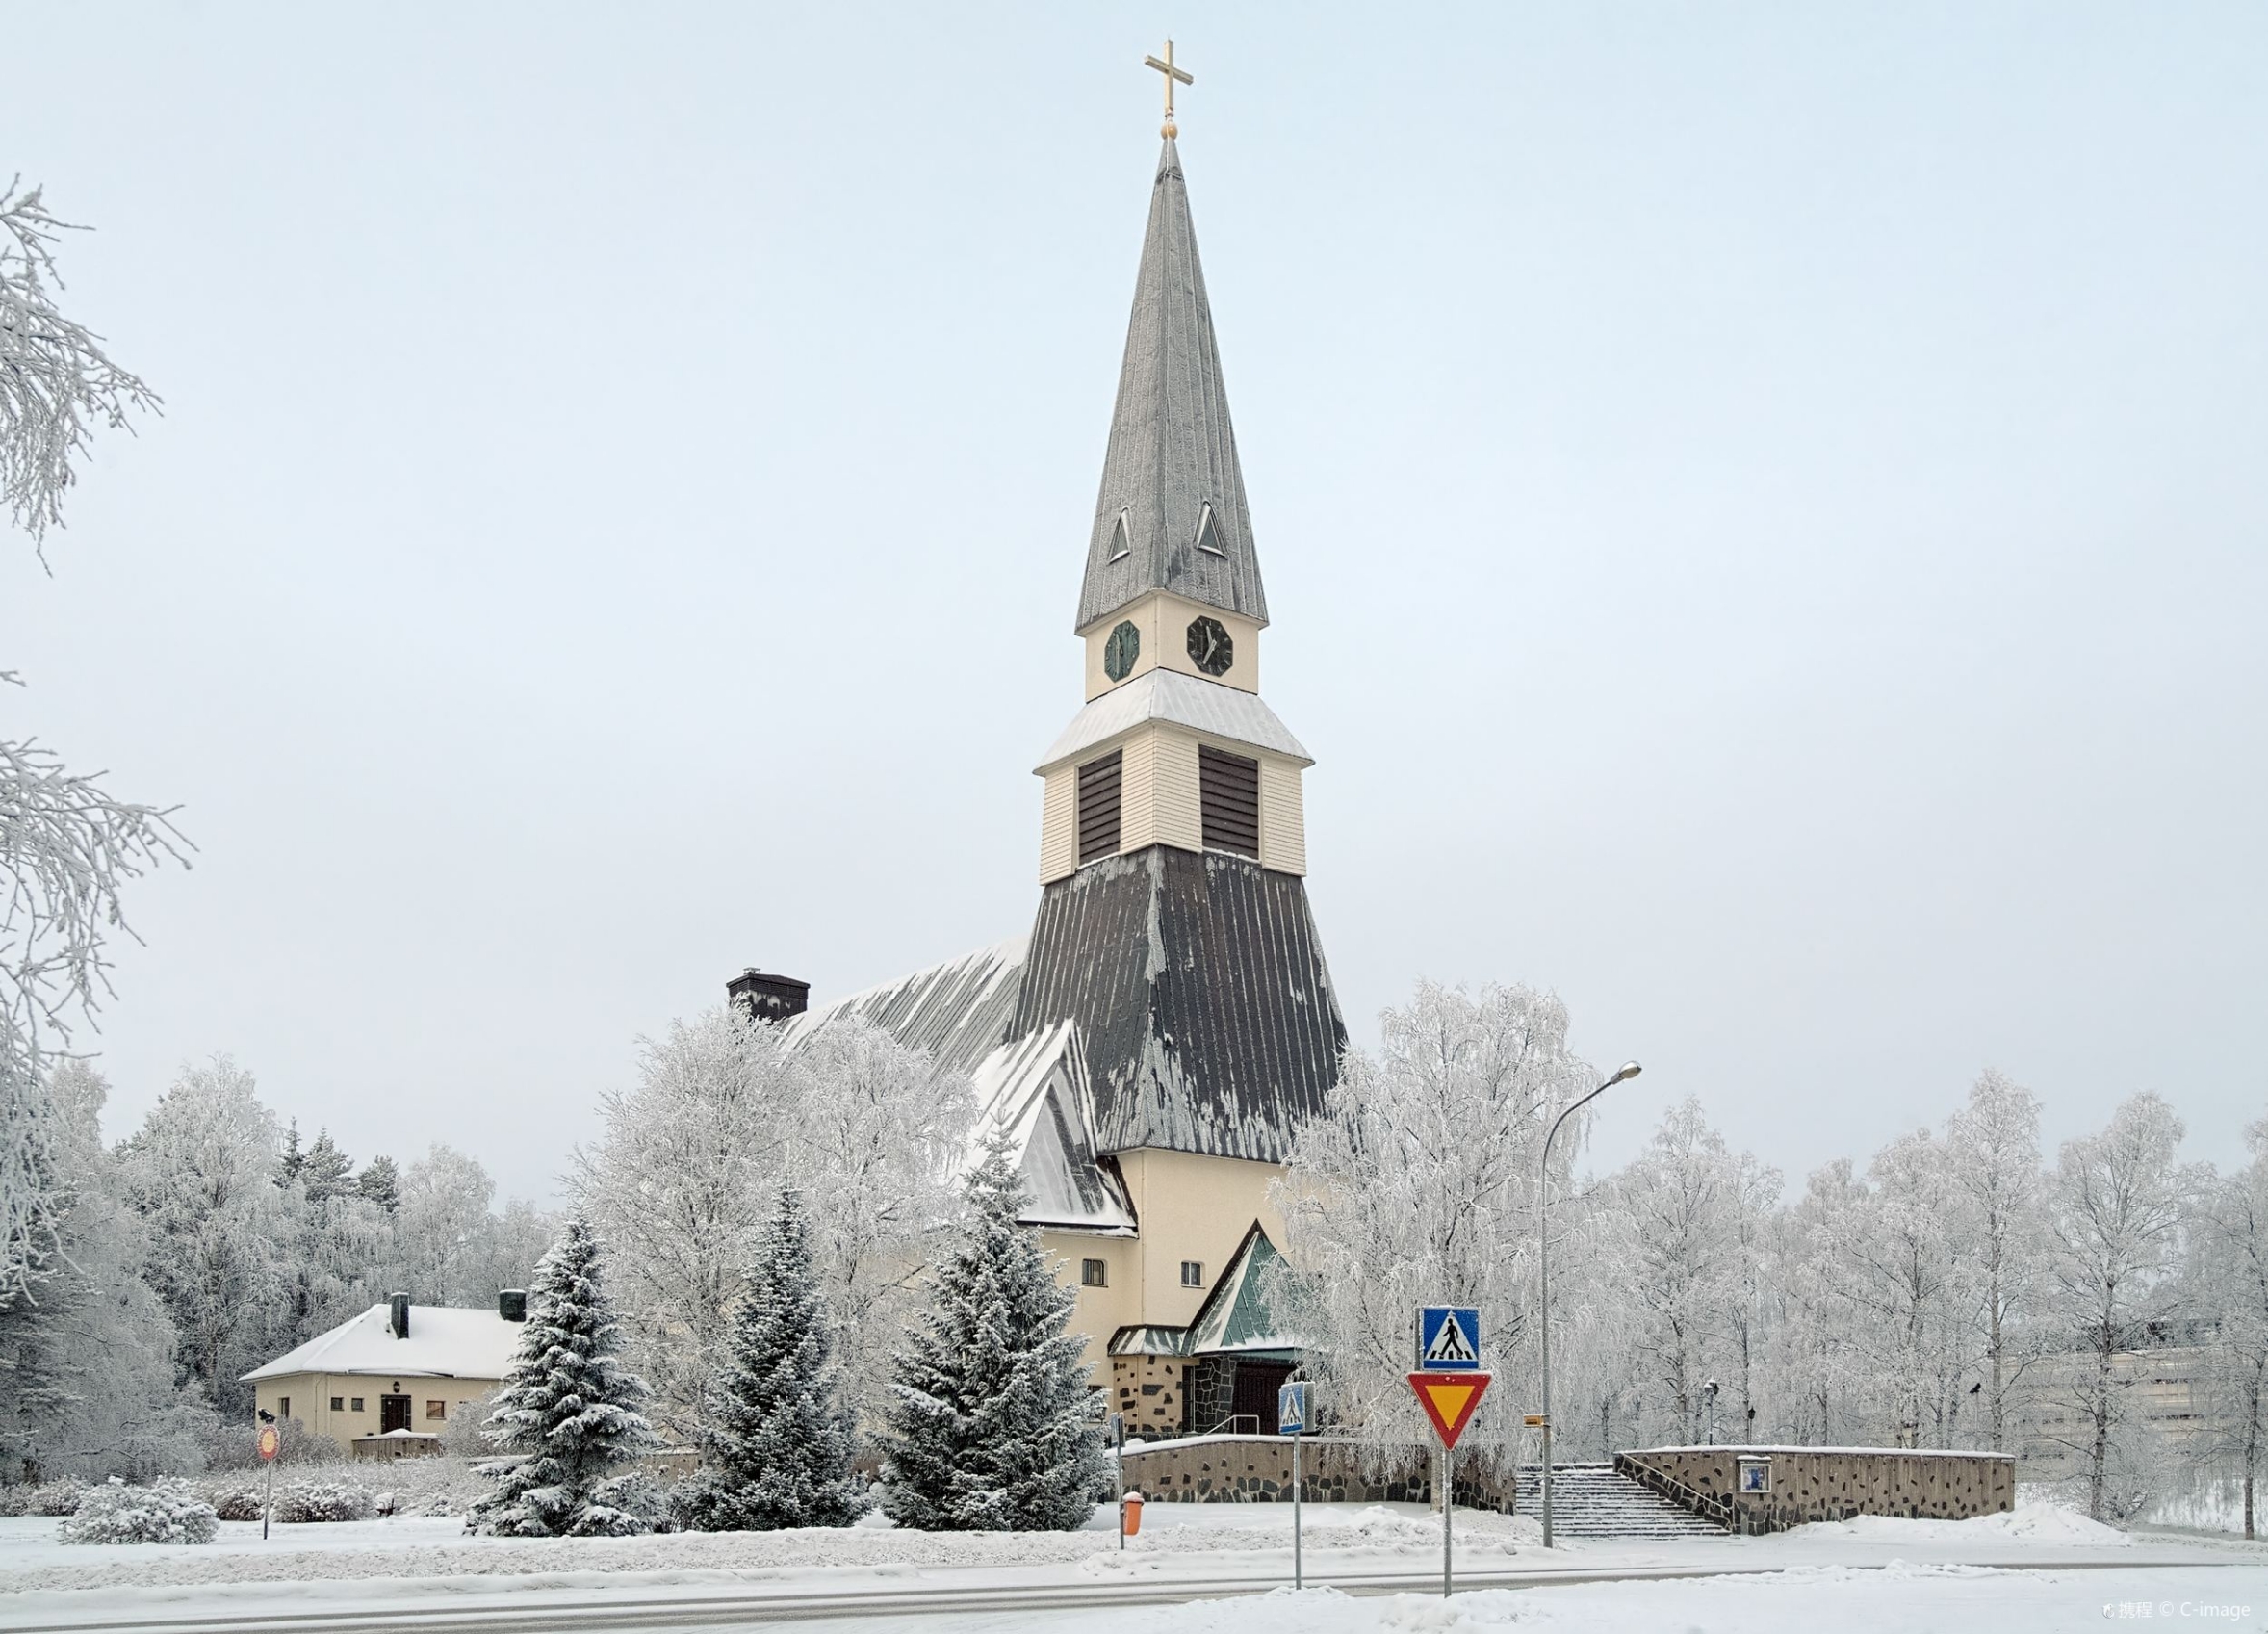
[1231, 1361, 1293, 1435]
[379, 1394, 412, 1433]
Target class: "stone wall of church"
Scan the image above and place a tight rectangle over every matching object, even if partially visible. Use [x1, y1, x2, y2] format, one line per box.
[1616, 1446, 2014, 1533]
[1111, 1354, 1188, 1437]
[1120, 1436, 1517, 1512]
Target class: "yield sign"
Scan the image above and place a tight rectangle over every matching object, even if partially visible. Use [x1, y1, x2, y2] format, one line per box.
[1407, 1370, 1491, 1450]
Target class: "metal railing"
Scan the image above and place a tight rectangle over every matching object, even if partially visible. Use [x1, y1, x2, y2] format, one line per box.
[1612, 1452, 1734, 1528]
[1201, 1414, 1261, 1437]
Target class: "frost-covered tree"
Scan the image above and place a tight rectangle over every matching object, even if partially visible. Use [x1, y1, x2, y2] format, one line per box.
[118, 1057, 288, 1412]
[468, 1217, 659, 1538]
[299, 1130, 355, 1205]
[575, 1007, 970, 1439]
[2047, 1093, 2193, 1520]
[788, 1017, 973, 1428]
[2196, 1119, 2268, 1539]
[2, 178, 160, 553]
[681, 1189, 864, 1531]
[880, 1146, 1102, 1531]
[1273, 980, 1594, 1455]
[396, 1144, 497, 1305]
[356, 1154, 400, 1212]
[0, 1061, 209, 1482]
[574, 1008, 803, 1436]
[1841, 1128, 1972, 1446]
[1609, 1099, 1745, 1444]
[0, 179, 173, 1306]
[1946, 1069, 2048, 1451]
[1773, 1159, 1870, 1443]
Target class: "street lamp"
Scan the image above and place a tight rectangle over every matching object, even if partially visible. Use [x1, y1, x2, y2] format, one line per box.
[1538, 1060, 1640, 1550]
[1705, 1379, 1720, 1447]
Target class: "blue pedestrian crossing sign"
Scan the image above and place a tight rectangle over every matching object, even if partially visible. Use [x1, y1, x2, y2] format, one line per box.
[1416, 1305, 1482, 1370]
[1277, 1380, 1310, 1436]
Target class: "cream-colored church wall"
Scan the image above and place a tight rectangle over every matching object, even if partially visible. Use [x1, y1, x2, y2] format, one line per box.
[1258, 761, 1306, 876]
[1041, 1230, 1140, 1371]
[1115, 1149, 1288, 1328]
[1041, 723, 1305, 882]
[1147, 728, 1204, 852]
[1082, 592, 1261, 700]
[1039, 765, 1077, 883]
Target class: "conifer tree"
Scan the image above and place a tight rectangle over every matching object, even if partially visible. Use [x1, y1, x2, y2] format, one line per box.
[468, 1217, 660, 1537]
[680, 1188, 865, 1530]
[356, 1154, 400, 1212]
[880, 1145, 1104, 1531]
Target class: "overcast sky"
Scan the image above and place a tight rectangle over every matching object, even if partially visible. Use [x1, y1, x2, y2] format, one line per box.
[6, 4, 2261, 1205]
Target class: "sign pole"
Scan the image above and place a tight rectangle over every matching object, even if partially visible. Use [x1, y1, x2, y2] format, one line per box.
[1292, 1430, 1302, 1589]
[263, 1450, 272, 1541]
[1440, 1441, 1453, 1597]
[1113, 1414, 1126, 1551]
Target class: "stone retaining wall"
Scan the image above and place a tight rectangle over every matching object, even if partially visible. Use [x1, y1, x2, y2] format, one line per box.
[1118, 1437, 1517, 1513]
[1617, 1445, 2015, 1534]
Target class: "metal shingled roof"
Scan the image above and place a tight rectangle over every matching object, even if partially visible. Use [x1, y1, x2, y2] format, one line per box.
[1077, 140, 1268, 634]
[1036, 668, 1312, 772]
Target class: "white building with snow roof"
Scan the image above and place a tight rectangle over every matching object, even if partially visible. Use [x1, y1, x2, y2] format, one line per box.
[242, 1292, 526, 1456]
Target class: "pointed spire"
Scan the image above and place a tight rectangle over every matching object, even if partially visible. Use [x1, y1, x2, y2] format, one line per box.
[1077, 139, 1269, 633]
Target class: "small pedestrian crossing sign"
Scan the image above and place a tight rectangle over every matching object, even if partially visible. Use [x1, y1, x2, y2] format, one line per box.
[1416, 1305, 1482, 1370]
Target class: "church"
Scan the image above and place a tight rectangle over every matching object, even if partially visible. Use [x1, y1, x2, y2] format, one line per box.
[733, 119, 1344, 1440]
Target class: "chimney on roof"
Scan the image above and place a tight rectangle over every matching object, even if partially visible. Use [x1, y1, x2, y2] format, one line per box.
[388, 1292, 410, 1339]
[498, 1288, 528, 1323]
[727, 968, 810, 1026]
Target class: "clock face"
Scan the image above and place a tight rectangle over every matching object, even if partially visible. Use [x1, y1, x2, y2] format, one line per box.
[1186, 615, 1234, 677]
[1104, 620, 1142, 683]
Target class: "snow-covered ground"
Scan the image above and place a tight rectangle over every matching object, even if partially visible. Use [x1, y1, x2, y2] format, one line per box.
[0, 1500, 2256, 1632]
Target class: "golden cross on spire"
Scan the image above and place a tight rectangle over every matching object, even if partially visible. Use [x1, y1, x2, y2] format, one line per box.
[1144, 39, 1193, 139]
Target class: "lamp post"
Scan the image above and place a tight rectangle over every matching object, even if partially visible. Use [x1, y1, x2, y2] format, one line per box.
[1538, 1060, 1640, 1550]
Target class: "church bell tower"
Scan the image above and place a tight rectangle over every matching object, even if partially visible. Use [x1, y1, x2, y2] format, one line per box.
[1016, 131, 1345, 1166]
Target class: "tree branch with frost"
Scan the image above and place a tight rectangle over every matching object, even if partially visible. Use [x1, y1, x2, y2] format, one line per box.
[1, 178, 161, 558]
[0, 721, 188, 1303]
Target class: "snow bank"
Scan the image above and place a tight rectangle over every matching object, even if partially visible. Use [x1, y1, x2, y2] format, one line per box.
[1799, 1499, 2129, 1547]
[0, 1503, 1538, 1595]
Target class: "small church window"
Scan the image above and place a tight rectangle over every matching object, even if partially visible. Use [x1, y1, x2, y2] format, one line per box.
[1195, 502, 1226, 556]
[1081, 1258, 1108, 1287]
[1180, 1260, 1204, 1288]
[278, 1396, 291, 1422]
[1198, 745, 1260, 858]
[330, 1396, 344, 1412]
[1108, 510, 1131, 562]
[351, 1396, 364, 1413]
[1078, 750, 1123, 865]
[426, 1400, 447, 1420]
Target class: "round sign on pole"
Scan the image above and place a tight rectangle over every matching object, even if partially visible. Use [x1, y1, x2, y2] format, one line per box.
[256, 1425, 280, 1462]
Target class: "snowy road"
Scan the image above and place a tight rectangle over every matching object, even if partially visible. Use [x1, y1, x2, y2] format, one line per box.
[5, 1562, 2261, 1634]
[2, 1503, 2259, 1633]
[5, 1555, 2258, 1633]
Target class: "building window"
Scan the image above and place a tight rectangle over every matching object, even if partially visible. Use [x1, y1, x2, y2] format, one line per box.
[1198, 745, 1259, 857]
[278, 1396, 291, 1422]
[426, 1400, 447, 1421]
[330, 1396, 344, 1412]
[1180, 1260, 1204, 1288]
[1081, 1258, 1108, 1287]
[350, 1397, 365, 1413]
[1078, 750, 1122, 865]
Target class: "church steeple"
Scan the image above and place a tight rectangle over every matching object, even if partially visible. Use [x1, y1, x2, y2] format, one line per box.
[1077, 139, 1268, 635]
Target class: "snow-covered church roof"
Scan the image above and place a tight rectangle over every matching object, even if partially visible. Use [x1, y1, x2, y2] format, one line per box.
[242, 1304, 522, 1383]
[788, 942, 1136, 1235]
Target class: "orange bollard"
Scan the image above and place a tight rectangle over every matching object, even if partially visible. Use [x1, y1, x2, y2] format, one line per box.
[1121, 1491, 1144, 1537]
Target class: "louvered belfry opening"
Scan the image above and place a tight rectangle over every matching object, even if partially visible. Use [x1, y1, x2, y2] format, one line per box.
[1077, 750, 1123, 864]
[1198, 745, 1260, 857]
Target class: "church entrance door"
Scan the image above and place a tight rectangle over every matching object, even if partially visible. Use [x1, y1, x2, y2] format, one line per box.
[379, 1395, 412, 1433]
[1231, 1361, 1293, 1435]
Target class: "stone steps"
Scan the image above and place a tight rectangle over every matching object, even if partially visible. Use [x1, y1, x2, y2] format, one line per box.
[1514, 1463, 1727, 1538]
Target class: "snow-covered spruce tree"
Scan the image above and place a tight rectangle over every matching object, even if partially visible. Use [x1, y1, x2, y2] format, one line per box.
[468, 1217, 660, 1537]
[679, 1188, 864, 1531]
[880, 1145, 1103, 1531]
